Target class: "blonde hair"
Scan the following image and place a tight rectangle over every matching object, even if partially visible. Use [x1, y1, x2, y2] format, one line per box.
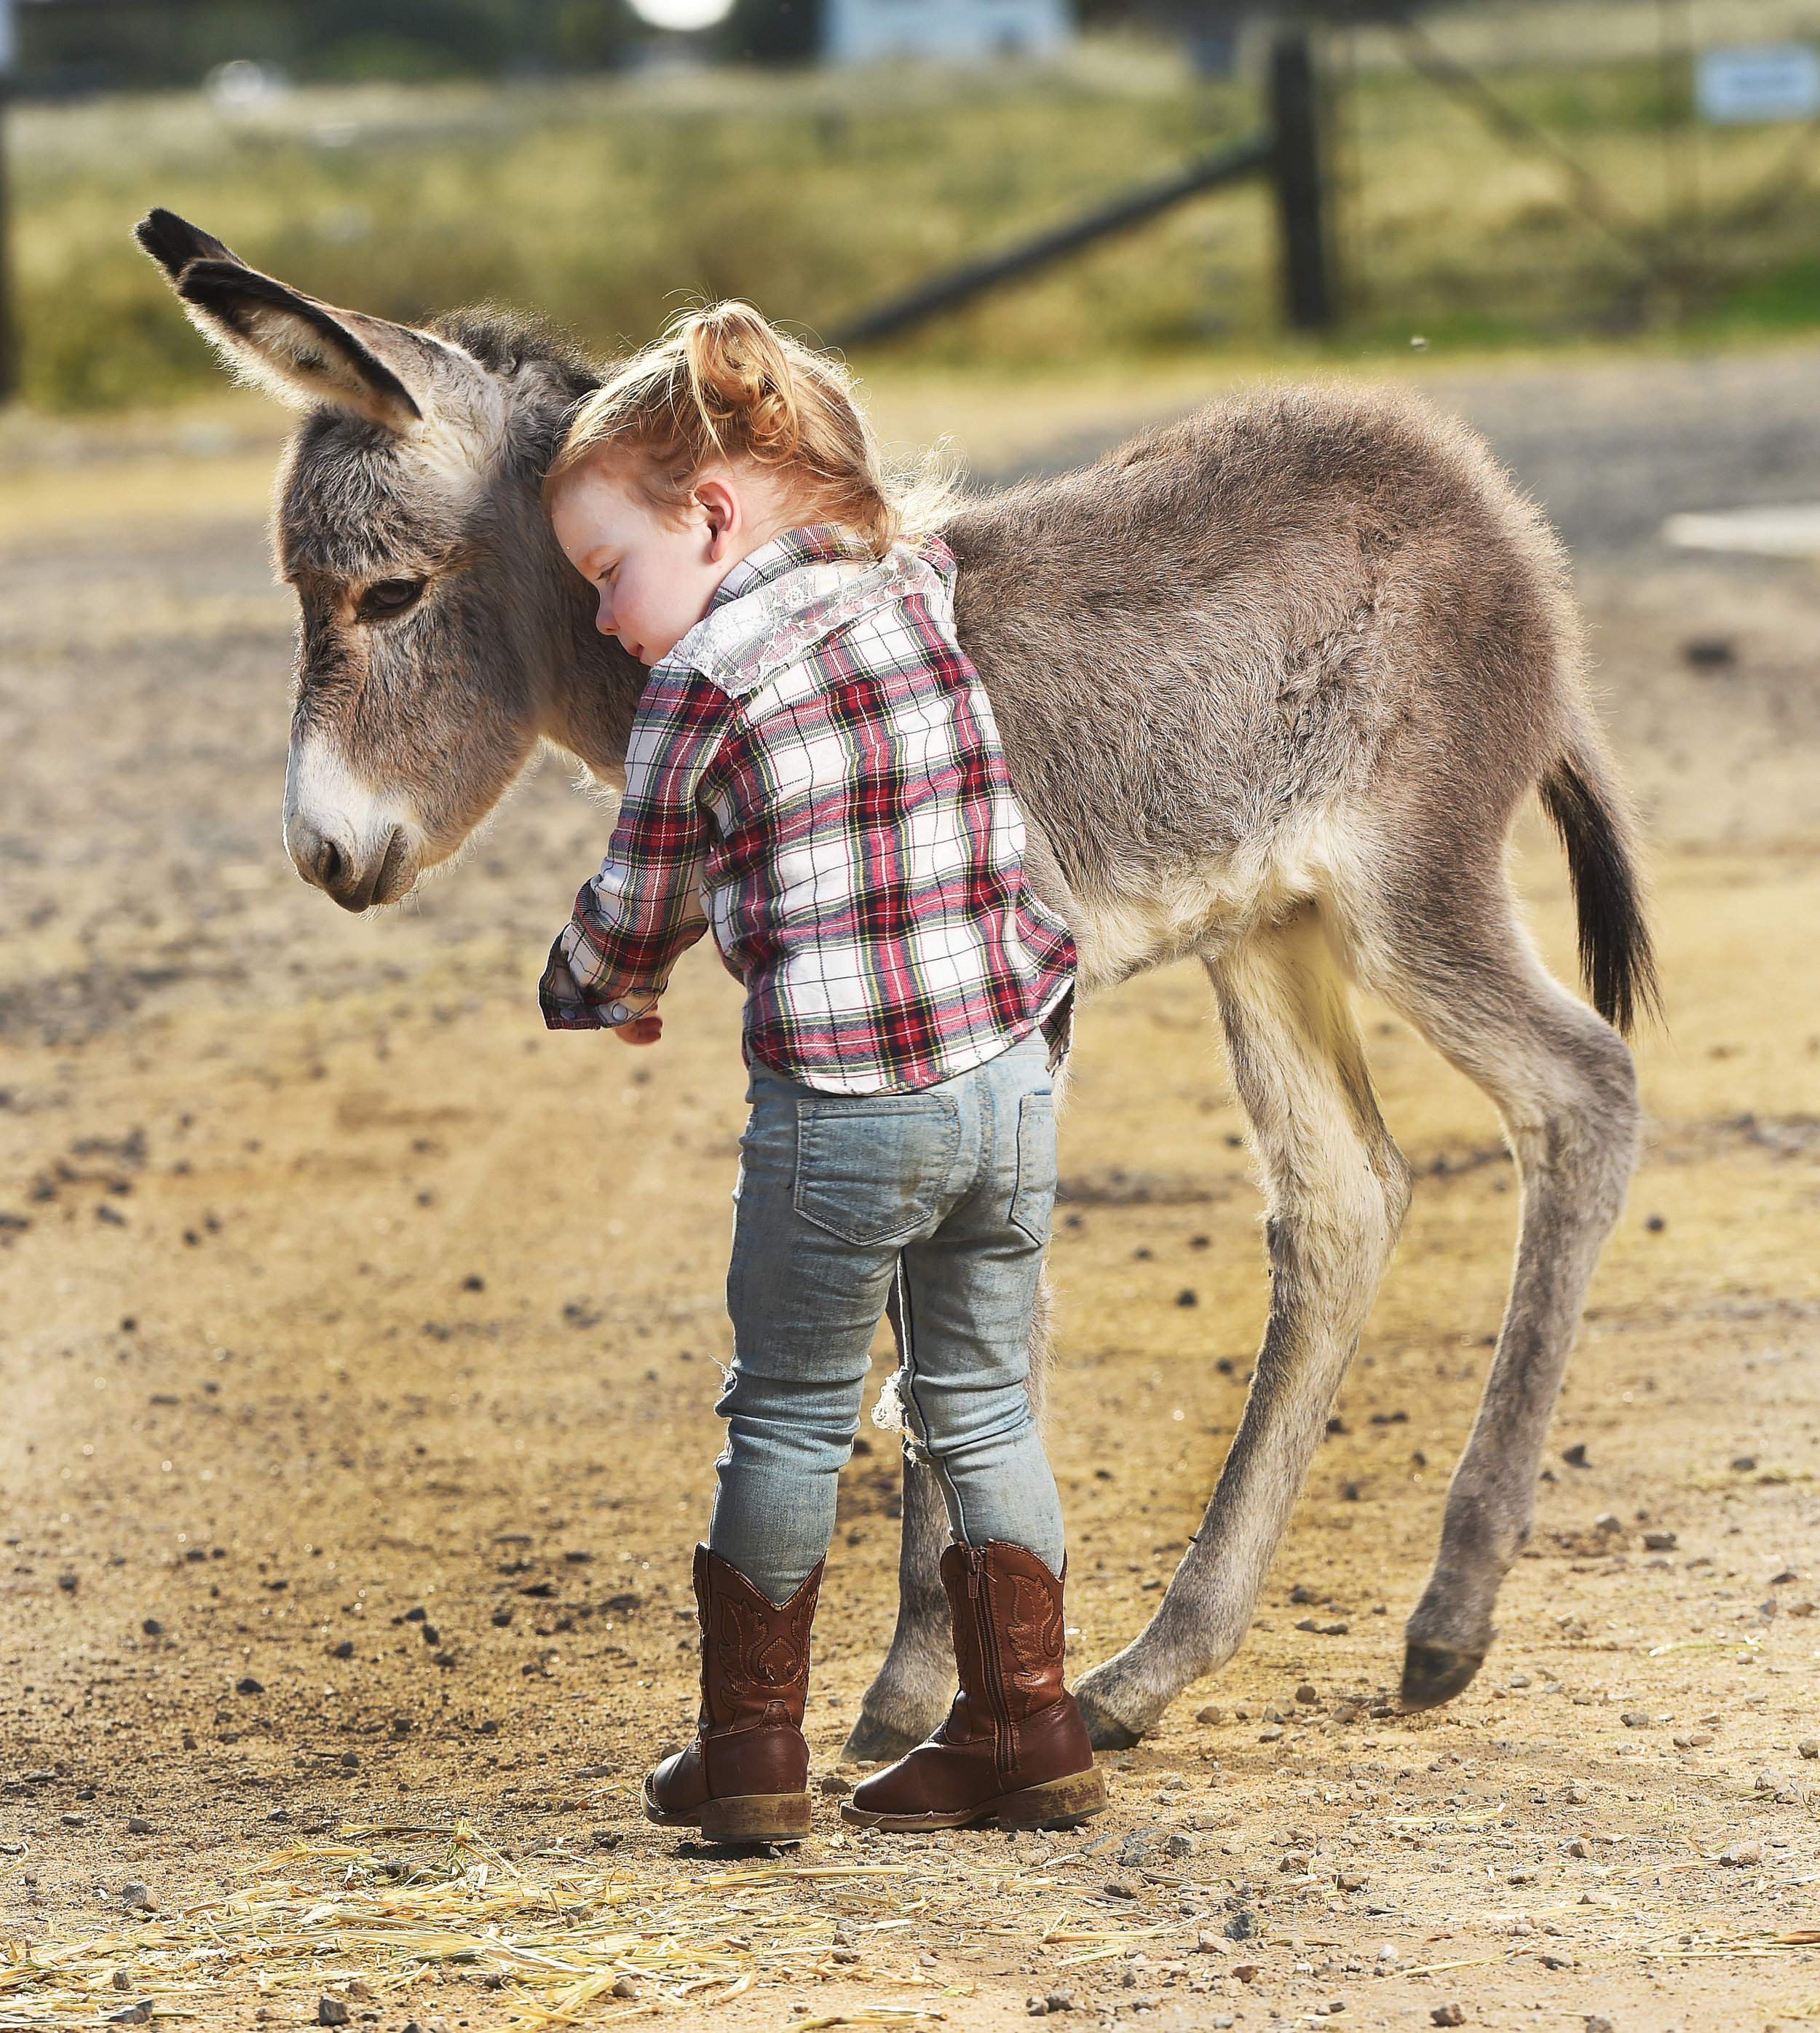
[543, 301, 953, 555]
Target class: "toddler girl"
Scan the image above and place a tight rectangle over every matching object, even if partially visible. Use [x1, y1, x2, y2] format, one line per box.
[539, 303, 1104, 1841]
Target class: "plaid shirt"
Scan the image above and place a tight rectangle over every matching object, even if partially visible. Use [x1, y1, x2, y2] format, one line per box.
[539, 525, 1075, 1094]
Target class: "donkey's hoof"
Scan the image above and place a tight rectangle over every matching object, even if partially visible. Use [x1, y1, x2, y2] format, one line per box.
[840, 1708, 925, 1764]
[1399, 1641, 1484, 1711]
[1073, 1684, 1143, 1752]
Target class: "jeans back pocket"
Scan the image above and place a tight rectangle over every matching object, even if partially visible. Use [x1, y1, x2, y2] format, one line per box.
[794, 1095, 961, 1245]
[1009, 1090, 1057, 1246]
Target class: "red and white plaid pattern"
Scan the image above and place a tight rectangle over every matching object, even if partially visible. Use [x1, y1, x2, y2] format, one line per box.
[540, 525, 1075, 1094]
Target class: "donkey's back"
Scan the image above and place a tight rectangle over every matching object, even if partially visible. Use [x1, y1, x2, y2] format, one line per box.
[946, 386, 1585, 946]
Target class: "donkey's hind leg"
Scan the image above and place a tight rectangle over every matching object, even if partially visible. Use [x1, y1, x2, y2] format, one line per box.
[1356, 867, 1639, 1709]
[1073, 904, 1413, 1748]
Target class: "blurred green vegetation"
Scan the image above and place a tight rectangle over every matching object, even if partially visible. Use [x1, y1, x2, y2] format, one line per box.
[15, 1, 643, 92]
[11, 34, 1820, 410]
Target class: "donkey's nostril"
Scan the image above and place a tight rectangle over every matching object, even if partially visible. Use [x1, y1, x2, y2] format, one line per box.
[318, 838, 345, 890]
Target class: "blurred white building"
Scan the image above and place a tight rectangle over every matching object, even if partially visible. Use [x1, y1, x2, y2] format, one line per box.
[823, 0, 1070, 66]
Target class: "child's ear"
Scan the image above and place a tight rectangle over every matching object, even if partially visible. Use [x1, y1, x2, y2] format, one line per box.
[695, 477, 740, 560]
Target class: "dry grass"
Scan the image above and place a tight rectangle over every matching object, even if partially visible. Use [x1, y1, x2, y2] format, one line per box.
[12, 8, 1820, 408]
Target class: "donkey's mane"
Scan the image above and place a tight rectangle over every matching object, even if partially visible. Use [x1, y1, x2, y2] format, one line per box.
[428, 305, 604, 400]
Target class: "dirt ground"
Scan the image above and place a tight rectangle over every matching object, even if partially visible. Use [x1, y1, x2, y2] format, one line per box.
[1, 342, 1819, 2033]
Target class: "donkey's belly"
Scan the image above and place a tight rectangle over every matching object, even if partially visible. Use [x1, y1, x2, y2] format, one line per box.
[1067, 799, 1364, 995]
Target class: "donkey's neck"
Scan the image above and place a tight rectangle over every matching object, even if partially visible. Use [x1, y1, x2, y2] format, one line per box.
[534, 591, 645, 780]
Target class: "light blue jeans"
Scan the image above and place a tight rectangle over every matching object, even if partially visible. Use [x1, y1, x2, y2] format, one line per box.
[708, 1027, 1066, 1606]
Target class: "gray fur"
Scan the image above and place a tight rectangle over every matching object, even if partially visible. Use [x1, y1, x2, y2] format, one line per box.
[137, 210, 1652, 1751]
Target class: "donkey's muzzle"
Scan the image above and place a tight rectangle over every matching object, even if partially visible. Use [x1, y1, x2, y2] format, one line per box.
[287, 815, 407, 912]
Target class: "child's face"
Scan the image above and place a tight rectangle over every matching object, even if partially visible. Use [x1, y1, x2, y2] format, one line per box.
[550, 462, 733, 668]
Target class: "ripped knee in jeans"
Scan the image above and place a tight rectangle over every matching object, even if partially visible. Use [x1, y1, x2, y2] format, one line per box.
[872, 1369, 939, 1468]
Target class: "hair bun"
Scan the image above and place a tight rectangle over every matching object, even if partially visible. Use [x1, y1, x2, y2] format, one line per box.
[681, 302, 801, 463]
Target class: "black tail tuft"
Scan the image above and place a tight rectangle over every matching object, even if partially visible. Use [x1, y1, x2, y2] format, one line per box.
[1540, 753, 1661, 1038]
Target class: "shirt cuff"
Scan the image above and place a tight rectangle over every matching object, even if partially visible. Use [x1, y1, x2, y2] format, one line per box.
[539, 936, 661, 1032]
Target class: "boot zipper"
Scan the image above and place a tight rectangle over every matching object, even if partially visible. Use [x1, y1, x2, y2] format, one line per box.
[967, 1548, 1017, 1779]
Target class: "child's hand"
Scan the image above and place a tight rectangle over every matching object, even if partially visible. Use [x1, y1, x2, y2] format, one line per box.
[614, 1011, 663, 1046]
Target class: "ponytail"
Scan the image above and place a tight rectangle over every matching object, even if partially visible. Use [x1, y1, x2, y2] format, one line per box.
[544, 301, 954, 556]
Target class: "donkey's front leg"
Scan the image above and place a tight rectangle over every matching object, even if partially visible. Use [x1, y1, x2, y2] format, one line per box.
[1072, 914, 1412, 1748]
[842, 1455, 954, 1761]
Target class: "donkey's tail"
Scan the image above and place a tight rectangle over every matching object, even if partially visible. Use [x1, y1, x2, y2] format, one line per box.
[1538, 743, 1661, 1038]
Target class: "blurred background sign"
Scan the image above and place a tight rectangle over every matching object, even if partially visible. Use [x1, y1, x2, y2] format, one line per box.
[823, 0, 1070, 67]
[1696, 42, 1820, 125]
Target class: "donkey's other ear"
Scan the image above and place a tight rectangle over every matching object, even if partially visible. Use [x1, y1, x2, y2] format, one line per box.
[133, 208, 245, 280]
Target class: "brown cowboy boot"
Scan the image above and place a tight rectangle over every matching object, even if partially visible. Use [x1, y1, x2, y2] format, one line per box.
[644, 1545, 820, 1842]
[842, 1539, 1105, 1832]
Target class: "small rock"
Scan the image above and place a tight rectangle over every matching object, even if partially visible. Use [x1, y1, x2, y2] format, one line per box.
[113, 1971, 132, 1991]
[1027, 2001, 1049, 2018]
[1230, 1961, 1261, 1981]
[141, 1619, 162, 1637]
[1164, 1831, 1195, 1859]
[1682, 635, 1735, 669]
[1258, 1724, 1283, 1742]
[1194, 1929, 1224, 1953]
[1044, 1991, 1076, 2013]
[330, 1639, 353, 1659]
[58, 1571, 78, 1593]
[1103, 1876, 1139, 1900]
[1336, 1870, 1368, 1891]
[1194, 1705, 1224, 1725]
[106, 2005, 151, 2027]
[120, 1882, 153, 1910]
[1722, 1841, 1765, 1868]
[317, 2000, 352, 2028]
[1224, 1911, 1258, 1942]
[611, 1976, 638, 2000]
[1279, 1850, 1311, 1874]
[1641, 1530, 1677, 1552]
[1593, 1512, 1621, 1534]
[1540, 1951, 1574, 1969]
[1672, 1730, 1714, 1749]
[126, 1815, 151, 1834]
[339, 1751, 360, 1771]
[1176, 1290, 1198, 1307]
[1562, 1443, 1590, 1468]
[1567, 1837, 1593, 1859]
[234, 1675, 264, 1696]
[1431, 2005, 1466, 2027]
[60, 1813, 86, 1828]
[1583, 2018, 1614, 2033]
[1799, 1739, 1819, 1760]
[818, 1772, 851, 1796]
[1294, 1683, 1318, 1705]
[1620, 1710, 1651, 1729]
[1730, 1455, 1757, 1471]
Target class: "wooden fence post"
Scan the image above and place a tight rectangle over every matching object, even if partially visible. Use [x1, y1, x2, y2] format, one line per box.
[0, 0, 15, 400]
[1269, 27, 1335, 331]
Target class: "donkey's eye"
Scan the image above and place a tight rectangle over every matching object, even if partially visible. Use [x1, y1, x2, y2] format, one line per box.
[357, 577, 427, 623]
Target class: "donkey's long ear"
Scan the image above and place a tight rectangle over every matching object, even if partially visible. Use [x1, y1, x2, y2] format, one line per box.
[132, 208, 425, 432]
[134, 207, 244, 280]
